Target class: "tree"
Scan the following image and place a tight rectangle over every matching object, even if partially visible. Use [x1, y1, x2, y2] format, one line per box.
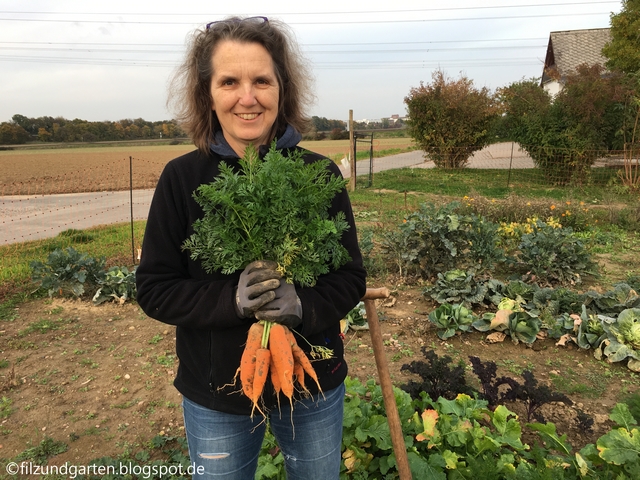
[498, 67, 631, 184]
[404, 70, 498, 168]
[494, 77, 551, 143]
[0, 122, 30, 144]
[603, 0, 640, 75]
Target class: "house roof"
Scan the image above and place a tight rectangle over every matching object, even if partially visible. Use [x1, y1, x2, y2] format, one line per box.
[541, 28, 611, 85]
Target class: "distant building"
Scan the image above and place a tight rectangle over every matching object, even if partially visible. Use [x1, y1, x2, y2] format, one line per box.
[541, 28, 611, 97]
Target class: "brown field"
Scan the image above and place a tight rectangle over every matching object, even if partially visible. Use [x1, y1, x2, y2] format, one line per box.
[0, 138, 414, 195]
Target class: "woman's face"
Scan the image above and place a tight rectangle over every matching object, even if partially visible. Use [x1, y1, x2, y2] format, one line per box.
[210, 40, 280, 156]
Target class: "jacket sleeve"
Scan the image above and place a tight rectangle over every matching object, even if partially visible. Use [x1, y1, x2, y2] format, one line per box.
[135, 160, 243, 330]
[296, 161, 367, 337]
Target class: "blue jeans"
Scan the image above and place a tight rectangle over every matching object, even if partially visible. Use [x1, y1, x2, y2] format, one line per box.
[182, 383, 345, 479]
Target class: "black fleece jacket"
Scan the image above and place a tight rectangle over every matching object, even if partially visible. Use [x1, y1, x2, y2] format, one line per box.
[136, 146, 366, 415]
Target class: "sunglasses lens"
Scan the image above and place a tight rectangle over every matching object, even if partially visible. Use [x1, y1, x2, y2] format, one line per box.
[206, 16, 268, 30]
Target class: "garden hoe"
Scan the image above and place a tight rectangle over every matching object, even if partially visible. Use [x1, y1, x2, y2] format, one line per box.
[362, 287, 412, 480]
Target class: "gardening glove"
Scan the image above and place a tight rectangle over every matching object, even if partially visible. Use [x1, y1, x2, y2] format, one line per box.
[235, 260, 282, 318]
[254, 279, 303, 329]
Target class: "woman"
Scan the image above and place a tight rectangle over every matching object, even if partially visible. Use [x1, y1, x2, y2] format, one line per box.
[136, 16, 366, 479]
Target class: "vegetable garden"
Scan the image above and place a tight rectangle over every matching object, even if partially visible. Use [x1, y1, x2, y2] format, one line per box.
[1, 145, 640, 478]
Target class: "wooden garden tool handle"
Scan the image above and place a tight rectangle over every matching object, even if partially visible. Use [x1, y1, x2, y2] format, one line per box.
[361, 287, 390, 300]
[361, 288, 412, 480]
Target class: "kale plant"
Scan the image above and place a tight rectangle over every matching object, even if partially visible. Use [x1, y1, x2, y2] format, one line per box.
[357, 226, 385, 276]
[400, 347, 474, 400]
[466, 213, 506, 273]
[516, 219, 597, 285]
[30, 247, 106, 298]
[575, 409, 595, 434]
[379, 202, 471, 278]
[514, 370, 572, 423]
[468, 356, 520, 408]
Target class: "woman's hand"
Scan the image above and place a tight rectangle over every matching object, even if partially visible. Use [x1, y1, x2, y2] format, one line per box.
[255, 279, 302, 329]
[235, 260, 282, 318]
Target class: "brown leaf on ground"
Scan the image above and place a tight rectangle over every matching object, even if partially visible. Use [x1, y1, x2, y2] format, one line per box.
[486, 332, 506, 343]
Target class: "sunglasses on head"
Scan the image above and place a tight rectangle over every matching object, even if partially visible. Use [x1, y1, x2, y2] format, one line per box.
[205, 16, 268, 30]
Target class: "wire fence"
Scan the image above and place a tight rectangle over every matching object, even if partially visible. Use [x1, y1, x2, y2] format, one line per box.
[348, 142, 634, 190]
[0, 142, 637, 257]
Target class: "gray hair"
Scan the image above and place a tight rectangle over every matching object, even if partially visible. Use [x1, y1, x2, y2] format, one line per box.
[168, 16, 314, 153]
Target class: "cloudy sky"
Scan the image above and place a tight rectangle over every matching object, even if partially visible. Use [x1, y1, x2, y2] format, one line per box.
[0, 0, 622, 123]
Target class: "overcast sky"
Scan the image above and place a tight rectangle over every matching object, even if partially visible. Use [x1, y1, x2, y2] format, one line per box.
[0, 0, 623, 123]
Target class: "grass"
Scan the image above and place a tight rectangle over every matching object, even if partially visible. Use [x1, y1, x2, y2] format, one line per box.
[0, 222, 146, 300]
[361, 166, 626, 202]
[327, 146, 418, 163]
[14, 436, 69, 464]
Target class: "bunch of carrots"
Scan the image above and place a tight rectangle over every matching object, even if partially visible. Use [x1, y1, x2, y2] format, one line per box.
[238, 320, 325, 416]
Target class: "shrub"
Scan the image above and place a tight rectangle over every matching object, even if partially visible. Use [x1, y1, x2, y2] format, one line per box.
[404, 70, 499, 169]
[498, 67, 631, 185]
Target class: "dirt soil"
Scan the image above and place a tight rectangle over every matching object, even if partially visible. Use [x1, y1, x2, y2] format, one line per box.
[0, 139, 413, 196]
[1, 284, 636, 468]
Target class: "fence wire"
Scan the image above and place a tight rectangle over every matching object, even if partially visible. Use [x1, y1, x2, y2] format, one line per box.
[0, 143, 636, 253]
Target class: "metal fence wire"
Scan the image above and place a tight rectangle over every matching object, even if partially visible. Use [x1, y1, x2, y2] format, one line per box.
[1, 143, 637, 250]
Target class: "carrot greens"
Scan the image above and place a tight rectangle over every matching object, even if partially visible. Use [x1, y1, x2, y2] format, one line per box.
[182, 143, 351, 287]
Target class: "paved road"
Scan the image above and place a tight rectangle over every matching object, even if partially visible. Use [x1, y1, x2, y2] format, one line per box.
[0, 142, 532, 245]
[338, 141, 533, 178]
[0, 190, 154, 245]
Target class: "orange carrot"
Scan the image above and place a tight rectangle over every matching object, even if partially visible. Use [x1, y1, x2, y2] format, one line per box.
[269, 323, 295, 401]
[239, 322, 264, 400]
[250, 347, 271, 415]
[293, 361, 308, 394]
[270, 354, 282, 395]
[283, 327, 322, 393]
[291, 343, 322, 393]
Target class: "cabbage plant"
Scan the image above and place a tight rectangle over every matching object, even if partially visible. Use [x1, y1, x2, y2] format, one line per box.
[596, 308, 640, 372]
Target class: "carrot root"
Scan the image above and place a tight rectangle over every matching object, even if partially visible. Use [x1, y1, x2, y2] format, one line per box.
[238, 323, 264, 399]
[249, 347, 271, 418]
[269, 323, 295, 404]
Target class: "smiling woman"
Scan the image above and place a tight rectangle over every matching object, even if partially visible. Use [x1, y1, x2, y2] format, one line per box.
[209, 41, 279, 157]
[135, 15, 366, 480]
[167, 16, 314, 155]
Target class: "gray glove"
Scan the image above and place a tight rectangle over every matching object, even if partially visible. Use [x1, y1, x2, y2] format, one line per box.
[254, 279, 303, 329]
[235, 260, 282, 318]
